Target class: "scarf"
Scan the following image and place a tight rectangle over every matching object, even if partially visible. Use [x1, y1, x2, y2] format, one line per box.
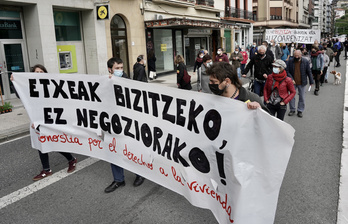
[196, 57, 203, 63]
[310, 51, 322, 57]
[272, 70, 287, 90]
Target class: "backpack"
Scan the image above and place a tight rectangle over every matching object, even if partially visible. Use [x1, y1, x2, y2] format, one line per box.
[334, 42, 342, 51]
[183, 68, 191, 84]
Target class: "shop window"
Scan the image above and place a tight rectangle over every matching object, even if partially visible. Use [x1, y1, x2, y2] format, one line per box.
[154, 29, 174, 73]
[54, 11, 81, 41]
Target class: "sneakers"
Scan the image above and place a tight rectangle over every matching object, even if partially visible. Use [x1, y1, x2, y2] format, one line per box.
[33, 170, 52, 181]
[67, 158, 77, 173]
[297, 111, 303, 118]
[288, 111, 295, 116]
[314, 90, 319, 96]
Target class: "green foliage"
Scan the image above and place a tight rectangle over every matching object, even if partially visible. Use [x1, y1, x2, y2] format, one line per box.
[3, 102, 13, 110]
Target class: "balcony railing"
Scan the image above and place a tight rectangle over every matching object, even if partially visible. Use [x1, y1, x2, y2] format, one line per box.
[225, 6, 257, 21]
[255, 17, 296, 23]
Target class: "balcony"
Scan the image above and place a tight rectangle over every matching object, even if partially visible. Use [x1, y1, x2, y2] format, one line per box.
[194, 0, 221, 12]
[151, 0, 195, 7]
[225, 6, 257, 21]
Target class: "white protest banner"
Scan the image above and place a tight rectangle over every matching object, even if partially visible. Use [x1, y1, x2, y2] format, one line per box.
[13, 72, 294, 224]
[265, 29, 321, 44]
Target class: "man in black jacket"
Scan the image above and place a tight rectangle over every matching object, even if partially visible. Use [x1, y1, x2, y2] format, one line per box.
[242, 45, 273, 96]
[344, 38, 348, 60]
[133, 55, 148, 82]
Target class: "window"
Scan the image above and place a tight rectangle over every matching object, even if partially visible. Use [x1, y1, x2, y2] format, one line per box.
[0, 10, 22, 39]
[54, 11, 81, 41]
[270, 7, 282, 20]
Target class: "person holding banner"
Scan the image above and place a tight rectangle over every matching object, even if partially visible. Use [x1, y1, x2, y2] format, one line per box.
[242, 45, 273, 96]
[206, 62, 269, 112]
[264, 60, 296, 120]
[105, 57, 145, 193]
[13, 64, 78, 181]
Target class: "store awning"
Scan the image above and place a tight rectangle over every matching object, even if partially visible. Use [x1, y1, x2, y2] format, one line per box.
[145, 18, 239, 29]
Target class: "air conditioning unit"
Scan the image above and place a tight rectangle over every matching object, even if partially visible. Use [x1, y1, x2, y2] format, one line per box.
[155, 14, 164, 20]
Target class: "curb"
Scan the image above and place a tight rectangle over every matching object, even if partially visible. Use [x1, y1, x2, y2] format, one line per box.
[0, 123, 30, 144]
[337, 60, 348, 224]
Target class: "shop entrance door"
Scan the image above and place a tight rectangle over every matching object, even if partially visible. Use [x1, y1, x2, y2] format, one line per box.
[185, 37, 207, 67]
[0, 41, 28, 100]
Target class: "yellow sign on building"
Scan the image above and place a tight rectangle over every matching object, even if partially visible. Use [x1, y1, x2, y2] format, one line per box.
[97, 5, 109, 20]
[161, 44, 167, 52]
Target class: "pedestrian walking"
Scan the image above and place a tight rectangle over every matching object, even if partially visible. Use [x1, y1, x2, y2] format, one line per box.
[229, 46, 243, 78]
[344, 38, 348, 60]
[333, 39, 343, 67]
[240, 47, 248, 74]
[175, 55, 192, 90]
[147, 49, 156, 80]
[268, 39, 283, 60]
[193, 51, 204, 75]
[310, 45, 324, 96]
[133, 55, 148, 82]
[197, 54, 212, 93]
[242, 45, 273, 96]
[286, 50, 314, 118]
[264, 60, 296, 121]
[215, 47, 229, 62]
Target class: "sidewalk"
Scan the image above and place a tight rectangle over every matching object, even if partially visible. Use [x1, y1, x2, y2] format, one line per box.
[0, 71, 196, 143]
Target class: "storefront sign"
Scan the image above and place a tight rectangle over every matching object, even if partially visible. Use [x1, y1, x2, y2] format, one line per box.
[195, 44, 201, 50]
[265, 29, 321, 44]
[161, 44, 167, 51]
[96, 5, 109, 20]
[13, 73, 294, 224]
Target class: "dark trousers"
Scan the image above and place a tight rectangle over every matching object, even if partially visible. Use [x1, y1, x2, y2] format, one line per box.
[267, 103, 287, 121]
[241, 64, 246, 74]
[335, 51, 341, 65]
[320, 67, 328, 84]
[39, 150, 74, 170]
[312, 70, 321, 91]
[345, 48, 348, 59]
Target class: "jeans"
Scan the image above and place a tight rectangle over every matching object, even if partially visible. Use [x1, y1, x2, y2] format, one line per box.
[241, 64, 246, 74]
[111, 163, 140, 182]
[312, 70, 321, 91]
[320, 67, 328, 84]
[39, 150, 74, 170]
[267, 103, 287, 121]
[254, 79, 265, 96]
[289, 84, 306, 112]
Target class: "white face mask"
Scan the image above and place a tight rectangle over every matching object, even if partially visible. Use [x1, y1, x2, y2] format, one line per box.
[199, 55, 203, 58]
[206, 61, 213, 67]
[143, 60, 146, 65]
[113, 70, 123, 77]
[235, 51, 239, 54]
[217, 51, 222, 55]
[273, 67, 280, 74]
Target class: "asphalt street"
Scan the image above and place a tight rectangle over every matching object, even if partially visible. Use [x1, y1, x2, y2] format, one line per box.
[0, 56, 346, 224]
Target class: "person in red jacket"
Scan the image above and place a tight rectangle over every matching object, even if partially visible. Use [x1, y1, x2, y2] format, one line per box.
[215, 47, 229, 62]
[240, 47, 248, 74]
[264, 59, 296, 121]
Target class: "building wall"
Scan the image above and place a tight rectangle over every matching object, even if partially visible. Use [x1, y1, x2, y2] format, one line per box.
[2, 0, 105, 75]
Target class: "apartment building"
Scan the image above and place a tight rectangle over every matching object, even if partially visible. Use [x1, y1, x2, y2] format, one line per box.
[252, 0, 315, 43]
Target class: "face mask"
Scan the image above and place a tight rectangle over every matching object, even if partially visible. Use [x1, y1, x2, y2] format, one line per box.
[209, 84, 225, 95]
[113, 70, 123, 77]
[235, 51, 239, 54]
[206, 62, 213, 68]
[294, 57, 300, 61]
[143, 60, 146, 65]
[200, 55, 203, 58]
[283, 46, 286, 49]
[217, 51, 222, 55]
[273, 67, 280, 74]
[258, 53, 265, 57]
[253, 45, 256, 47]
[312, 50, 316, 53]
[291, 45, 294, 47]
[241, 49, 244, 51]
[304, 52, 308, 55]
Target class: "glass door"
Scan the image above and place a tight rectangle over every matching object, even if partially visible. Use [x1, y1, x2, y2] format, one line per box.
[0, 41, 28, 100]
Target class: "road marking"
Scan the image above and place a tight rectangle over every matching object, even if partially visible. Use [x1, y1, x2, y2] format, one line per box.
[0, 157, 99, 210]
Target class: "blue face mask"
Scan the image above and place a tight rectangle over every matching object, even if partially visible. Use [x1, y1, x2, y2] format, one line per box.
[113, 70, 123, 77]
[273, 67, 280, 74]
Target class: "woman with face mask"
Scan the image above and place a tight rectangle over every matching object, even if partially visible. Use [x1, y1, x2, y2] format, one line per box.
[197, 54, 213, 93]
[193, 51, 204, 75]
[263, 60, 296, 120]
